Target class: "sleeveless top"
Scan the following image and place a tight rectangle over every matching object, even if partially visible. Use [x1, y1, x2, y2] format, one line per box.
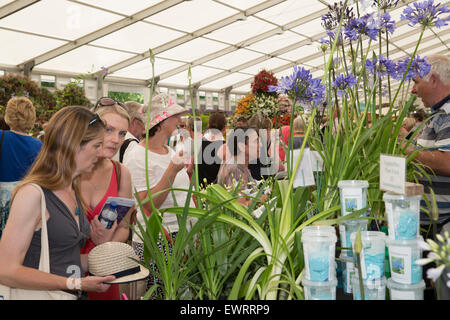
[23, 187, 90, 280]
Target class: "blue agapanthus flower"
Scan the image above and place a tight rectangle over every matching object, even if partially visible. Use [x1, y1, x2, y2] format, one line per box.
[375, 0, 400, 10]
[395, 55, 431, 81]
[401, 0, 450, 28]
[319, 37, 330, 45]
[268, 66, 326, 106]
[345, 13, 380, 41]
[380, 12, 396, 34]
[366, 55, 397, 79]
[326, 29, 344, 45]
[332, 73, 357, 97]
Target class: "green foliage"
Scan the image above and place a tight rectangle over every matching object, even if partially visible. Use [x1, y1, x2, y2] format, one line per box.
[55, 82, 91, 109]
[108, 91, 144, 104]
[0, 73, 57, 132]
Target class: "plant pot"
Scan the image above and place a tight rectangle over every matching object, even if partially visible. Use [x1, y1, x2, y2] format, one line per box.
[383, 192, 421, 240]
[301, 226, 337, 282]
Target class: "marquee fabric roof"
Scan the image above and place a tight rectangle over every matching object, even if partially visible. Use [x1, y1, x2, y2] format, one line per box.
[0, 0, 449, 96]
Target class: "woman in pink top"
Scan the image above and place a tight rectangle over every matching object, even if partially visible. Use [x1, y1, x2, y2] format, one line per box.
[278, 125, 290, 162]
[79, 100, 134, 300]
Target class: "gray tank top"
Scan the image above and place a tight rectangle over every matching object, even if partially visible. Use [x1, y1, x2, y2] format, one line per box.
[23, 188, 90, 279]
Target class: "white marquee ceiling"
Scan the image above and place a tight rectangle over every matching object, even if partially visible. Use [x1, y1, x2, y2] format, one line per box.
[0, 0, 449, 94]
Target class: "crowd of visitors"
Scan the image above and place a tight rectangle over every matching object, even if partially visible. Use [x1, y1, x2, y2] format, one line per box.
[0, 54, 448, 300]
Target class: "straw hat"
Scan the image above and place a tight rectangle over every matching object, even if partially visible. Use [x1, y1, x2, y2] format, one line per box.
[143, 93, 187, 130]
[88, 242, 149, 284]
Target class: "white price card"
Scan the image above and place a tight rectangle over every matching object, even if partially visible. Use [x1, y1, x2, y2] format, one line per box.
[379, 154, 406, 195]
[293, 148, 315, 188]
[310, 150, 324, 172]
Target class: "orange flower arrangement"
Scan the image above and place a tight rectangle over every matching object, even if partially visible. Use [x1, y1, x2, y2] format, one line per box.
[234, 93, 254, 118]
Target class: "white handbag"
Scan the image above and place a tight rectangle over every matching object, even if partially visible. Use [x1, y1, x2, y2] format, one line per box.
[0, 184, 77, 300]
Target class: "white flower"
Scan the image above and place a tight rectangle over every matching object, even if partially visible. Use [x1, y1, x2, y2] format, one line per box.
[417, 239, 431, 251]
[436, 234, 445, 244]
[447, 273, 450, 288]
[427, 252, 441, 260]
[252, 205, 265, 219]
[426, 264, 446, 282]
[415, 258, 434, 266]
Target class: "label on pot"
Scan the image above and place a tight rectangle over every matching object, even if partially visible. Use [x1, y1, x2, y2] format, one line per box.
[390, 288, 415, 300]
[389, 245, 412, 284]
[341, 188, 363, 216]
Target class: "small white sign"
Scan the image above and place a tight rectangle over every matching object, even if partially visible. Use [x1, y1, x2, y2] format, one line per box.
[310, 150, 324, 172]
[380, 154, 406, 195]
[293, 148, 315, 188]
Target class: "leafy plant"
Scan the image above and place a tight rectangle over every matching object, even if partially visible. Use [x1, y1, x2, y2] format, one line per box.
[55, 82, 91, 109]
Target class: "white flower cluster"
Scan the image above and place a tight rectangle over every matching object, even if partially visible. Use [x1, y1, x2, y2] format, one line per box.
[415, 231, 450, 286]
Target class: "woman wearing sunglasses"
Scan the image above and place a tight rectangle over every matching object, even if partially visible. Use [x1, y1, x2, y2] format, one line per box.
[0, 106, 116, 299]
[79, 100, 135, 300]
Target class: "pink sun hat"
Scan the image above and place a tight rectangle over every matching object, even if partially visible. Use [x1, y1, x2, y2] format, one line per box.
[142, 93, 188, 130]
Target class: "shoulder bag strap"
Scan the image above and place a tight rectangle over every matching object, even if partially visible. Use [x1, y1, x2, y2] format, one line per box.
[119, 138, 138, 163]
[28, 183, 50, 274]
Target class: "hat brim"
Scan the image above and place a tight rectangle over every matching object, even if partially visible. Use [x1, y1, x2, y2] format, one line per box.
[105, 266, 150, 284]
[147, 107, 189, 130]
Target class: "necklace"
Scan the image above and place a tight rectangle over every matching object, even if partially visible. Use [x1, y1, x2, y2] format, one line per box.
[64, 188, 80, 216]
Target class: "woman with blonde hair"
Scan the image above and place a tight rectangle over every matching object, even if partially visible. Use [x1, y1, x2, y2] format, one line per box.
[0, 106, 115, 299]
[0, 97, 42, 239]
[79, 98, 135, 300]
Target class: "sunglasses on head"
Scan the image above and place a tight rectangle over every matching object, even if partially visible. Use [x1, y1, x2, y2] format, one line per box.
[94, 97, 128, 112]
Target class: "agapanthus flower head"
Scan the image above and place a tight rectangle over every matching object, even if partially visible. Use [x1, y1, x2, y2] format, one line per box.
[332, 73, 357, 97]
[344, 13, 380, 42]
[380, 12, 396, 34]
[395, 55, 431, 81]
[319, 37, 330, 52]
[401, 0, 450, 28]
[374, 0, 400, 9]
[366, 55, 397, 79]
[267, 66, 325, 107]
[326, 29, 344, 46]
[321, 1, 355, 30]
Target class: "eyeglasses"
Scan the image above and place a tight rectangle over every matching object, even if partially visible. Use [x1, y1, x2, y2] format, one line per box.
[94, 97, 128, 112]
[88, 113, 102, 127]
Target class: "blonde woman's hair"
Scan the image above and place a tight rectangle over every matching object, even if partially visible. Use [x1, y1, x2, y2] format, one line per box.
[12, 106, 106, 201]
[4, 96, 36, 132]
[96, 103, 130, 125]
[424, 54, 450, 85]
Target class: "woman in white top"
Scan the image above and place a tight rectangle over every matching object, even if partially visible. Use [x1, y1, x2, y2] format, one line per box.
[124, 93, 195, 297]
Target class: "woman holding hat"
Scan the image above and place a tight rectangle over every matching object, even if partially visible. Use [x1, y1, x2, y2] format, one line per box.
[79, 101, 135, 300]
[124, 93, 196, 298]
[0, 106, 115, 299]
